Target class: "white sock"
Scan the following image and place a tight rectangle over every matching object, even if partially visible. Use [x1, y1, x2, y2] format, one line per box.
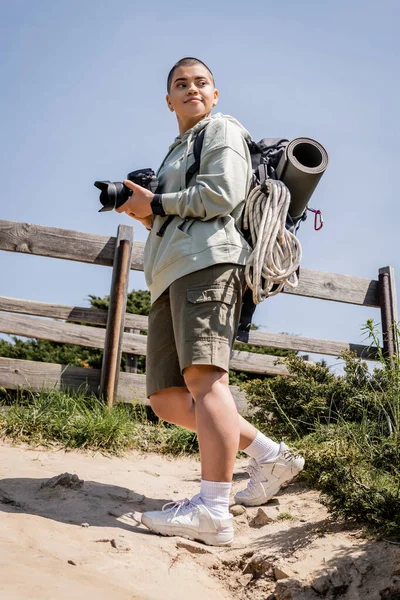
[243, 431, 281, 464]
[199, 480, 232, 519]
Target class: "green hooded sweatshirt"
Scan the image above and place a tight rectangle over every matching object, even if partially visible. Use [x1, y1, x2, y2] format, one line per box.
[144, 113, 253, 303]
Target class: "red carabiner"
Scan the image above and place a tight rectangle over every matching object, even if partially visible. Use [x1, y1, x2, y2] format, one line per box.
[314, 209, 324, 231]
[306, 207, 324, 231]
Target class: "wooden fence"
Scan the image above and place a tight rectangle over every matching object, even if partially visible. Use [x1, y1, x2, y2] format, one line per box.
[0, 220, 398, 413]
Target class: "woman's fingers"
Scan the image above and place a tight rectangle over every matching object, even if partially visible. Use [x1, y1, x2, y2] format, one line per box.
[115, 180, 153, 217]
[123, 179, 141, 192]
[115, 203, 128, 214]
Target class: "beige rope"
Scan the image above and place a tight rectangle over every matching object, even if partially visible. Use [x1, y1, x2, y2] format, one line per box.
[242, 179, 302, 304]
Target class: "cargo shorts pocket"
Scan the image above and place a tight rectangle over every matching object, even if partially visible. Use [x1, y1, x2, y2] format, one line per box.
[186, 285, 238, 341]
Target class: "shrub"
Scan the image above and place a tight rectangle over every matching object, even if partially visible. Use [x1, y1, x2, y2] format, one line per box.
[241, 320, 400, 536]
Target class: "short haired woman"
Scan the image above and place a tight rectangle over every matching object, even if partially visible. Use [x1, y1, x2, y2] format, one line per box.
[116, 57, 304, 546]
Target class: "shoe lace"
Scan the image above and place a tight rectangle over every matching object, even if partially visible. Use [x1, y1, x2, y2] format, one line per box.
[162, 493, 202, 518]
[246, 459, 265, 489]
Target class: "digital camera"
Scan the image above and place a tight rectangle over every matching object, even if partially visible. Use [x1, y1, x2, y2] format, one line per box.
[94, 168, 159, 212]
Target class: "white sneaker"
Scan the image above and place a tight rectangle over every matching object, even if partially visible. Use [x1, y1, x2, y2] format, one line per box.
[234, 443, 305, 506]
[141, 493, 234, 546]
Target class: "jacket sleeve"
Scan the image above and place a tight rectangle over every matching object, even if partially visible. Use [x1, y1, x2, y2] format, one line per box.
[158, 120, 251, 221]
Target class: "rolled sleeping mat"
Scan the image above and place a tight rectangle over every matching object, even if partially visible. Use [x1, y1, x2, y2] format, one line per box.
[276, 137, 329, 220]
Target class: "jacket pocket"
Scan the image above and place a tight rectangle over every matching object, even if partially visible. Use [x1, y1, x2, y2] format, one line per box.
[152, 219, 192, 276]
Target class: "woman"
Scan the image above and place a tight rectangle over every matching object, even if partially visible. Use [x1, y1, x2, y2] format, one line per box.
[116, 57, 304, 546]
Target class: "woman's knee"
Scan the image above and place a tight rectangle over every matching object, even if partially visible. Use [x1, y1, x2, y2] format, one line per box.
[149, 387, 192, 421]
[149, 394, 165, 419]
[183, 365, 229, 401]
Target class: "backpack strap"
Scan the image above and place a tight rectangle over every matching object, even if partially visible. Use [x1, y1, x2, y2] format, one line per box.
[185, 128, 206, 187]
[156, 128, 207, 238]
[236, 288, 257, 343]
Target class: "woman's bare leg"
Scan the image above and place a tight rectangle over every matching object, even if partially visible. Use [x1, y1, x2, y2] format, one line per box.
[149, 384, 258, 451]
[181, 365, 239, 481]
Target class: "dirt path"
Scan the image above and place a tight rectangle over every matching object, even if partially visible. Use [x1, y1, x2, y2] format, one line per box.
[0, 440, 399, 600]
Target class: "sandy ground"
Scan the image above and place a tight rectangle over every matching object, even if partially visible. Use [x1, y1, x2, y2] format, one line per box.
[0, 440, 399, 600]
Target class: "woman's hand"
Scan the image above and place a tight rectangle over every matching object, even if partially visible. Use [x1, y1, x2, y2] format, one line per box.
[135, 214, 154, 230]
[120, 211, 153, 230]
[115, 180, 154, 218]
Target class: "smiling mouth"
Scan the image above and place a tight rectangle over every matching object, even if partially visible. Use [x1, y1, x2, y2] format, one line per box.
[185, 98, 202, 103]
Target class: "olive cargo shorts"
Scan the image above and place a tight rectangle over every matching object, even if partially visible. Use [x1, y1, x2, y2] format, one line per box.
[146, 263, 246, 398]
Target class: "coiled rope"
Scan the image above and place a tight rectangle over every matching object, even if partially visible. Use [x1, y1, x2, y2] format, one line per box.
[242, 179, 302, 304]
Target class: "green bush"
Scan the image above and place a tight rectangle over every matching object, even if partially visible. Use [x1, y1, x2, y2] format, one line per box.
[241, 320, 400, 536]
[298, 423, 400, 535]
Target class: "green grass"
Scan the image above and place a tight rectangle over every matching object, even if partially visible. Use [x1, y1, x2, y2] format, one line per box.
[277, 512, 294, 521]
[0, 387, 198, 455]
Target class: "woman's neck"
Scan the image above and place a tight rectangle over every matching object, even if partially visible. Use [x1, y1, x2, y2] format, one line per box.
[177, 111, 212, 136]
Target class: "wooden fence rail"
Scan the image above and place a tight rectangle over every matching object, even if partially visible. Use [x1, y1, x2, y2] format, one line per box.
[0, 296, 380, 361]
[0, 357, 249, 415]
[0, 312, 298, 377]
[0, 220, 398, 407]
[0, 220, 381, 306]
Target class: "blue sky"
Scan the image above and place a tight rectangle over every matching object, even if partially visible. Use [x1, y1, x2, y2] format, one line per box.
[1, 0, 399, 367]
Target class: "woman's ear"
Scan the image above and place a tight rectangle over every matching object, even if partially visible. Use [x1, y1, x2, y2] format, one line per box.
[166, 94, 174, 112]
[212, 89, 219, 107]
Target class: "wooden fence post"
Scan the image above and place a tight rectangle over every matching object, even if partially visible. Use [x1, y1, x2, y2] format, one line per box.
[100, 225, 134, 407]
[379, 266, 399, 361]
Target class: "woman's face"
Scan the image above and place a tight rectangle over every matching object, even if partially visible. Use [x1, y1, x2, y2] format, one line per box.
[166, 64, 218, 130]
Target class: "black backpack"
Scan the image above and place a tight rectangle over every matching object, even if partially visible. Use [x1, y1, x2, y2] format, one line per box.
[156, 128, 304, 239]
[187, 128, 305, 238]
[188, 129, 289, 190]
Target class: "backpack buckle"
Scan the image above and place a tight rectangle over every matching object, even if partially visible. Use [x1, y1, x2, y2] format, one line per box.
[260, 178, 271, 196]
[257, 164, 269, 186]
